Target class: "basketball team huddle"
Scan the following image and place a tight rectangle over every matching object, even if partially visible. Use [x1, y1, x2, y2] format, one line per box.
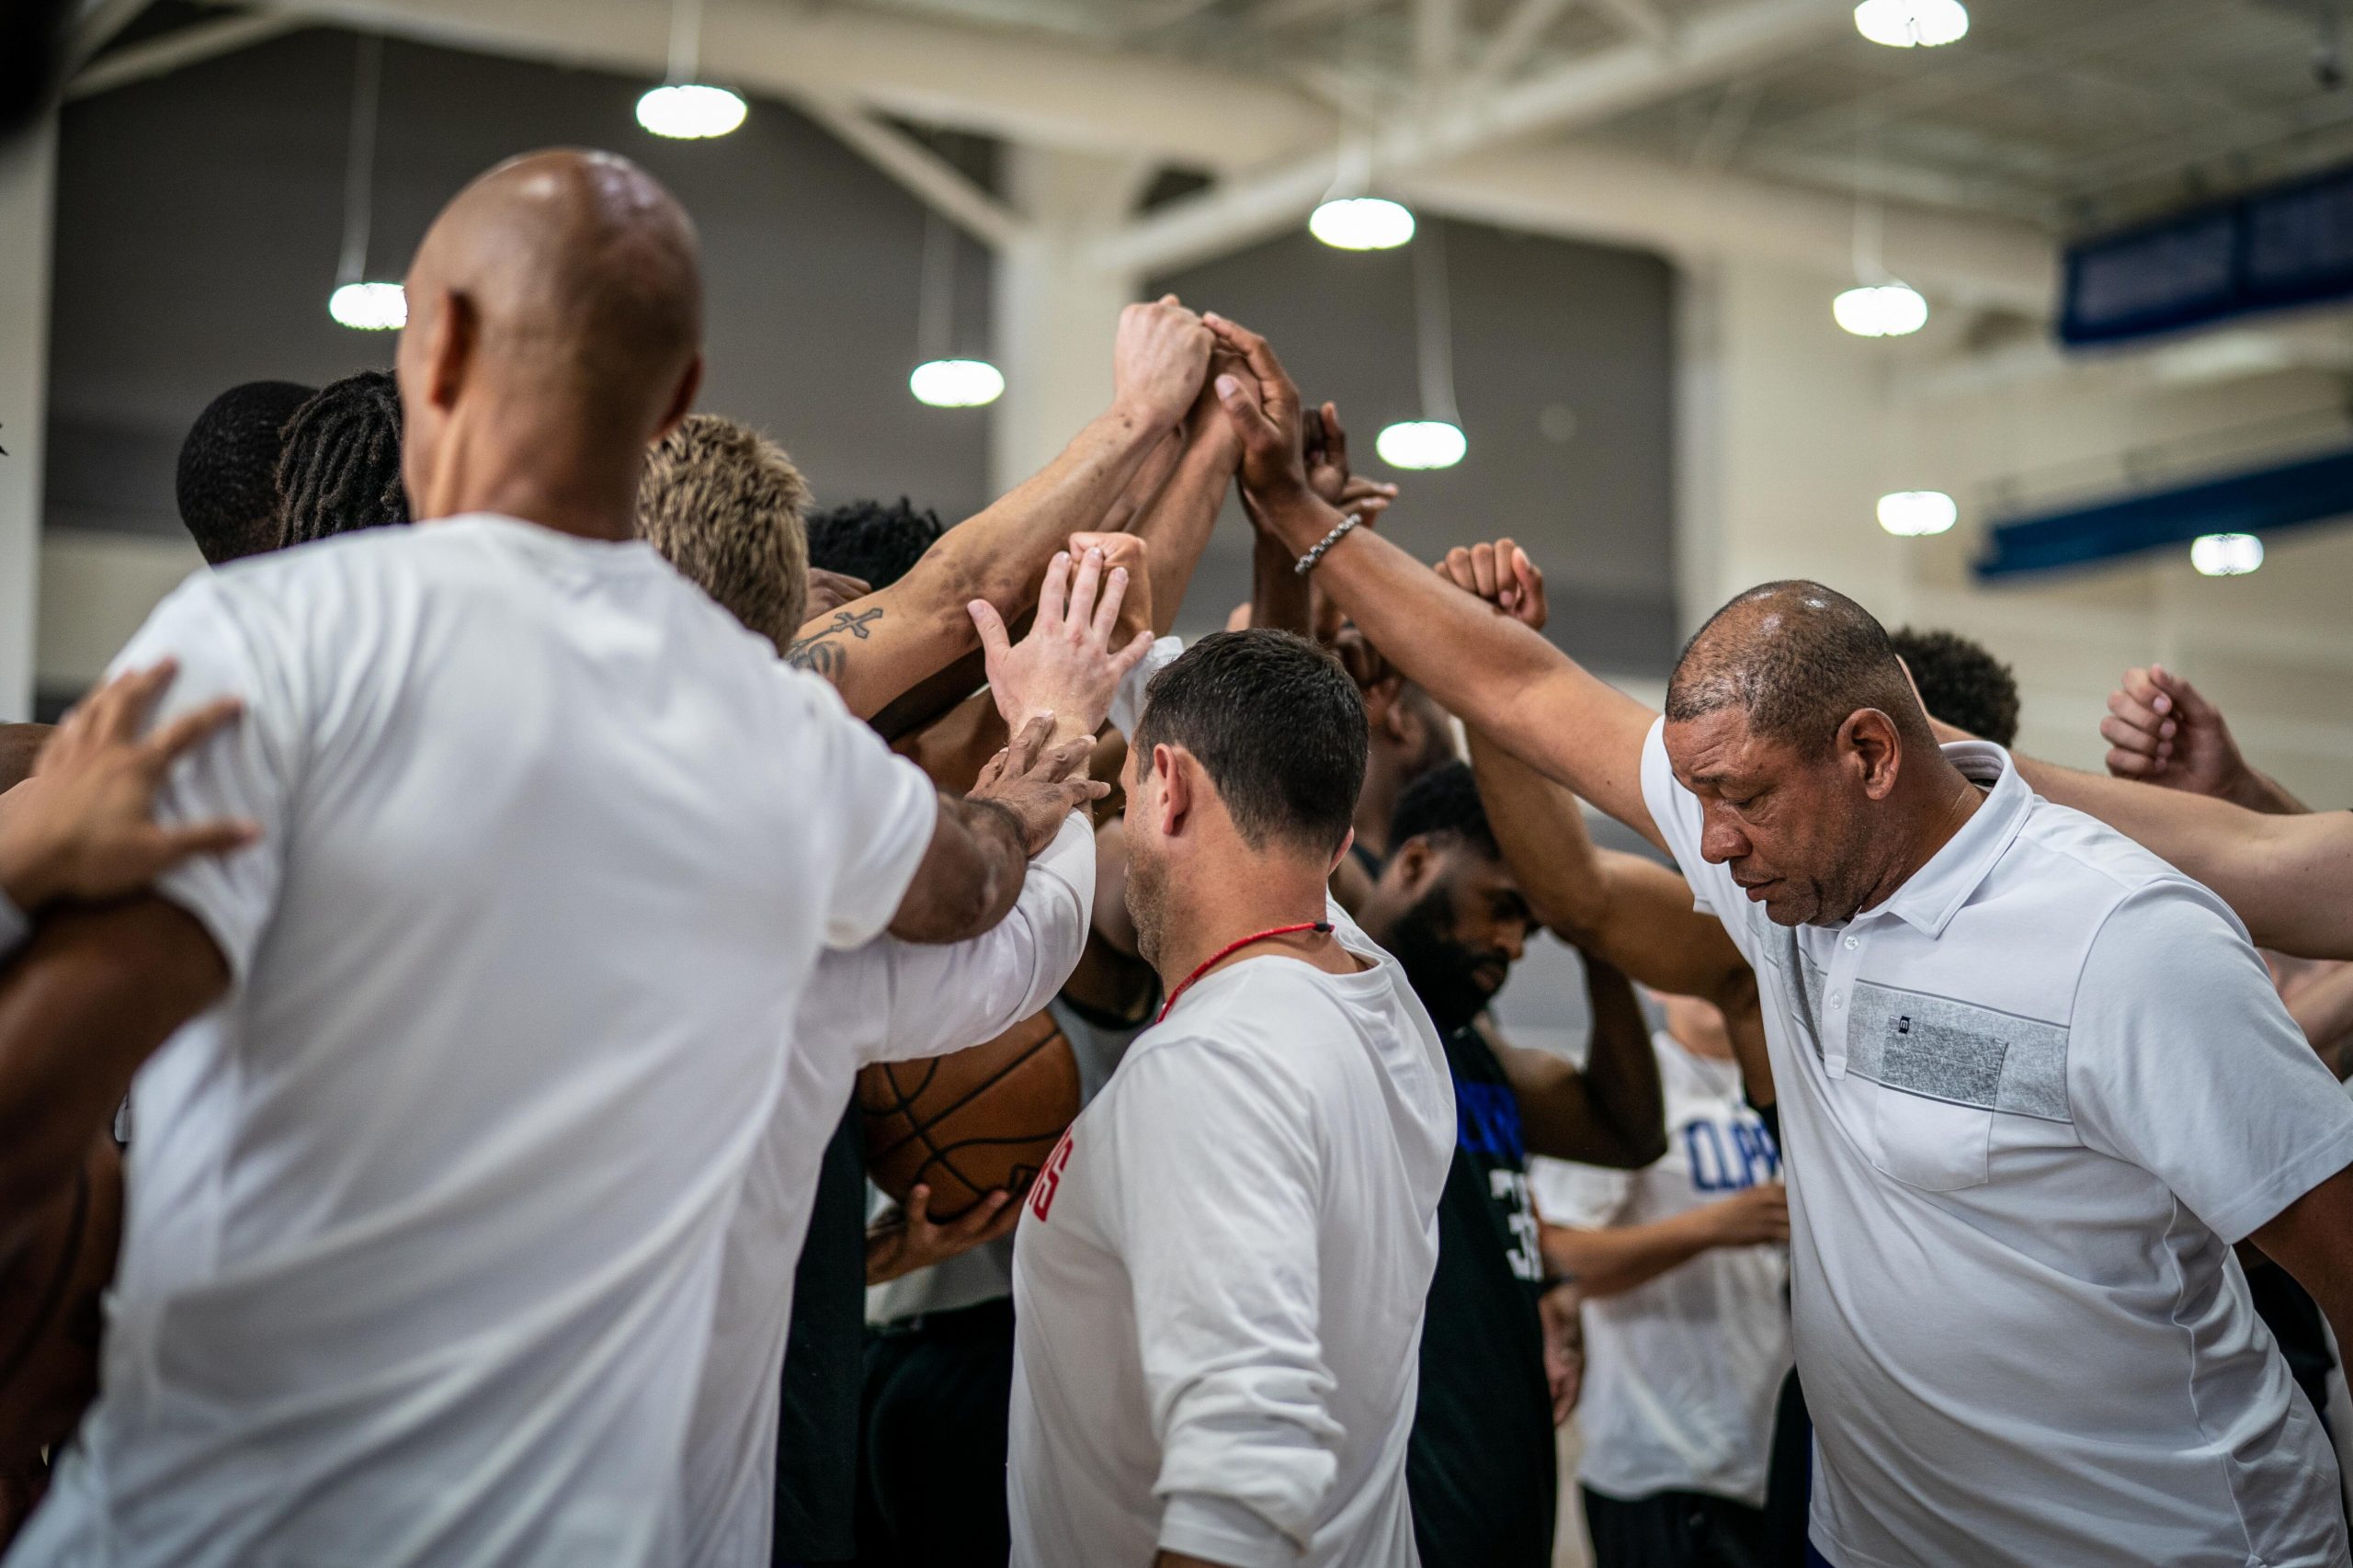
[2, 145, 2351, 1568]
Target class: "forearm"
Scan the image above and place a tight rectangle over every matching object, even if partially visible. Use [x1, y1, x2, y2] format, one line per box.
[2235, 767, 2310, 815]
[2290, 965, 2353, 1071]
[0, 898, 223, 1248]
[932, 403, 1172, 620]
[884, 793, 1033, 945]
[1254, 488, 1659, 840]
[2002, 744, 2352, 956]
[1247, 524, 1311, 637]
[1720, 971, 1777, 1109]
[1572, 958, 1668, 1167]
[1541, 1211, 1720, 1299]
[1131, 430, 1240, 635]
[1465, 726, 1614, 937]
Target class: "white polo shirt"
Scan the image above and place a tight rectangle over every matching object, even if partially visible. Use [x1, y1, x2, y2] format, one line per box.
[1642, 721, 2353, 1568]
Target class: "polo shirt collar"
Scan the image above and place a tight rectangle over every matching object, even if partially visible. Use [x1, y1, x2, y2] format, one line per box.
[1860, 741, 2031, 940]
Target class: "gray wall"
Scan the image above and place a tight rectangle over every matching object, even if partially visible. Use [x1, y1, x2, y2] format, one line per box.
[46, 25, 1676, 681]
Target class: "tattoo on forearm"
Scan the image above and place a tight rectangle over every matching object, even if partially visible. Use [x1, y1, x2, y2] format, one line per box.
[785, 607, 885, 683]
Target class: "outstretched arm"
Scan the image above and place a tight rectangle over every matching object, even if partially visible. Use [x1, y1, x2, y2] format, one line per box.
[787, 300, 1212, 719]
[1978, 736, 2353, 960]
[2099, 664, 2308, 813]
[1205, 312, 1658, 841]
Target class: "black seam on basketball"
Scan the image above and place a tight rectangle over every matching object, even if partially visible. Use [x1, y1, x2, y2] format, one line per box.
[913, 1132, 1072, 1198]
[0, 1167, 89, 1396]
[864, 1027, 1064, 1166]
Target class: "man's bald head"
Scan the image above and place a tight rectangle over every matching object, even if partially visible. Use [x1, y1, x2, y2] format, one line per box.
[1667, 581, 1932, 759]
[397, 150, 704, 528]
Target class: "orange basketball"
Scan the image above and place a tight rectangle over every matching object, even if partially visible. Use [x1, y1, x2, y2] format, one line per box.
[858, 1011, 1081, 1221]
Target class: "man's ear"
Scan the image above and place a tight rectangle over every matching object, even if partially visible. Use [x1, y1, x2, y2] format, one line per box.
[1391, 834, 1441, 894]
[1325, 826, 1357, 879]
[424, 290, 477, 413]
[1154, 743, 1192, 837]
[1364, 671, 1404, 731]
[1841, 709, 1904, 801]
[653, 352, 704, 444]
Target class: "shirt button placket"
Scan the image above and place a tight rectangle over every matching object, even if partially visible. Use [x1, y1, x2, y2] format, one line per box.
[1823, 927, 1865, 1076]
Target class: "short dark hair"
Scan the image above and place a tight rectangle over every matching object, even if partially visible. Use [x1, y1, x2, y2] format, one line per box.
[1888, 627, 2020, 748]
[1133, 631, 1367, 856]
[1666, 580, 1931, 757]
[176, 380, 316, 564]
[803, 497, 943, 589]
[1389, 760, 1499, 861]
[277, 370, 408, 549]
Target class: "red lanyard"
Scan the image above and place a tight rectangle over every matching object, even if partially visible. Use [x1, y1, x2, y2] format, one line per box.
[1158, 921, 1335, 1024]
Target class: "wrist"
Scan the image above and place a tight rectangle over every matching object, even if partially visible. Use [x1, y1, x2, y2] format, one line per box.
[1252, 485, 1340, 553]
[0, 823, 59, 914]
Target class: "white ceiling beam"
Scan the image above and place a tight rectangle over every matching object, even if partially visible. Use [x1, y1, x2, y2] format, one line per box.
[1588, 0, 1672, 46]
[250, 0, 1332, 171]
[66, 11, 305, 99]
[63, 0, 155, 74]
[1095, 0, 1853, 276]
[792, 96, 1031, 252]
[1473, 0, 1578, 86]
[1415, 0, 1461, 101]
[1389, 140, 2053, 313]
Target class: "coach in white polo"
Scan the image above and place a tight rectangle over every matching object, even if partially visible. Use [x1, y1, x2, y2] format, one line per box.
[1223, 358, 2353, 1568]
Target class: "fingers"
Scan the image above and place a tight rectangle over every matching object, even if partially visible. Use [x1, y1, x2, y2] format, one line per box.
[150, 817, 262, 864]
[1003, 713, 1055, 777]
[1037, 550, 1073, 630]
[1213, 372, 1279, 449]
[1321, 403, 1347, 469]
[904, 1183, 935, 1227]
[1033, 735, 1096, 785]
[2150, 664, 2213, 721]
[2099, 713, 2167, 759]
[1437, 547, 1475, 595]
[139, 695, 245, 776]
[939, 1189, 1014, 1242]
[2106, 744, 2160, 778]
[1203, 312, 1293, 402]
[89, 660, 180, 744]
[1063, 547, 1107, 640]
[1108, 628, 1154, 683]
[975, 748, 1009, 790]
[1088, 566, 1131, 647]
[1470, 541, 1501, 601]
[968, 599, 1014, 675]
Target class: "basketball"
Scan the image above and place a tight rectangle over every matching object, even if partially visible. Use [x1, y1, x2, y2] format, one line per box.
[858, 1011, 1082, 1221]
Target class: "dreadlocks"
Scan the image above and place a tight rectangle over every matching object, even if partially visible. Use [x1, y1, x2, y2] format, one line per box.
[276, 369, 409, 549]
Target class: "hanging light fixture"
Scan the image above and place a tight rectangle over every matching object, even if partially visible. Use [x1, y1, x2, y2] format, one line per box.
[637, 0, 745, 140]
[1312, 198, 1415, 251]
[1853, 0, 1968, 48]
[2190, 532, 2263, 576]
[1835, 172, 1927, 337]
[328, 37, 404, 331]
[1834, 282, 1928, 336]
[908, 210, 1003, 409]
[1378, 224, 1465, 470]
[1310, 136, 1414, 252]
[1876, 490, 1956, 537]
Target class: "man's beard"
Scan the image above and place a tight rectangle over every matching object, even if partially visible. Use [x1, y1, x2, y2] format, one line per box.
[1381, 886, 1505, 1035]
[1126, 837, 1169, 972]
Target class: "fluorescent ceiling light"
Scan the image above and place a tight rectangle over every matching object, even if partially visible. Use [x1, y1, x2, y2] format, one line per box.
[328, 280, 406, 331]
[1876, 490, 1956, 537]
[910, 358, 1005, 408]
[1310, 197, 1416, 251]
[1376, 419, 1466, 470]
[1834, 282, 1928, 337]
[2190, 532, 2263, 576]
[1854, 0, 1968, 47]
[636, 83, 746, 140]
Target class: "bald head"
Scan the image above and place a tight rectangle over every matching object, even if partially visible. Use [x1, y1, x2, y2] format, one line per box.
[397, 150, 704, 531]
[1667, 581, 1932, 758]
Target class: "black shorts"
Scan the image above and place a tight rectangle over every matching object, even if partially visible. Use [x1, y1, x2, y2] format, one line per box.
[857, 1298, 1017, 1568]
[1582, 1484, 1775, 1568]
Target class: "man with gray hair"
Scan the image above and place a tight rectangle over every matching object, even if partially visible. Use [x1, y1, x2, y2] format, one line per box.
[1210, 316, 2353, 1568]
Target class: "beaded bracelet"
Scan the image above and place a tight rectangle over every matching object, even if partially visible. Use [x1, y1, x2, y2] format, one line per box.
[1293, 511, 1361, 576]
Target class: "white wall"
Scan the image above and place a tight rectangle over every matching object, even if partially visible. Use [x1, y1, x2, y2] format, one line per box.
[1679, 256, 2353, 807]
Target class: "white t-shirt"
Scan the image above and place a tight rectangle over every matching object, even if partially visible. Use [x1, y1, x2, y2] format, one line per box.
[1006, 899, 1454, 1568]
[682, 812, 1095, 1568]
[7, 517, 939, 1568]
[1534, 1030, 1790, 1508]
[1641, 720, 2353, 1568]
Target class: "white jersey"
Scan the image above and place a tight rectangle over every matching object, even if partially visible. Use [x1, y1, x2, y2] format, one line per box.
[1534, 1031, 1790, 1508]
[681, 812, 1095, 1568]
[7, 517, 938, 1568]
[1006, 899, 1453, 1568]
[1641, 720, 2353, 1568]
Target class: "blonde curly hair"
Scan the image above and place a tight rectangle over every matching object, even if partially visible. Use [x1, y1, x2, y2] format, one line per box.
[637, 414, 812, 650]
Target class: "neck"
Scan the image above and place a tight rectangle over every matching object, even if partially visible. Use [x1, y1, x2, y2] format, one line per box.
[1154, 854, 1337, 997]
[1856, 749, 1985, 915]
[417, 412, 647, 542]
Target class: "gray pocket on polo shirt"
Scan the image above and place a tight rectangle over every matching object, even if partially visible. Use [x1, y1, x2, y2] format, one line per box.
[1847, 985, 2070, 1121]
